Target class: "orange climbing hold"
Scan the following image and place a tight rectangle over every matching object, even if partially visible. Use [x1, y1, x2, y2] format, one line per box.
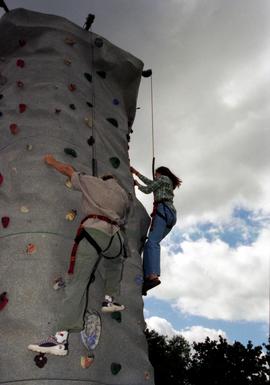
[26, 243, 37, 254]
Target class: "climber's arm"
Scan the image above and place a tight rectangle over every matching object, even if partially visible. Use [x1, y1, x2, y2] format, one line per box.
[44, 154, 75, 178]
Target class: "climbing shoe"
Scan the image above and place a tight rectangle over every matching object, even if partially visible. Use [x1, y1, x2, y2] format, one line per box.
[28, 331, 68, 356]
[101, 295, 125, 313]
[142, 278, 161, 296]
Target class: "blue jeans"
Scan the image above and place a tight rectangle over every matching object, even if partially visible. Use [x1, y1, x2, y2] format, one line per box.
[143, 203, 177, 277]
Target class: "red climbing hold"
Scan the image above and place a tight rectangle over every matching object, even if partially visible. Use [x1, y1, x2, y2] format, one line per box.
[0, 173, 3, 186]
[0, 292, 8, 311]
[10, 124, 19, 135]
[1, 216, 10, 228]
[16, 59, 25, 68]
[16, 80, 24, 88]
[19, 39, 26, 47]
[19, 103, 27, 113]
[68, 83, 76, 92]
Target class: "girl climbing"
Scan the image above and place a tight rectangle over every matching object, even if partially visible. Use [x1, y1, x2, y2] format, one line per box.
[131, 166, 182, 295]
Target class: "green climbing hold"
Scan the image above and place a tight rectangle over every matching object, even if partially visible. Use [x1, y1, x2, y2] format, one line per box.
[107, 118, 118, 128]
[110, 157, 120, 169]
[97, 70, 106, 79]
[111, 311, 122, 323]
[84, 73, 92, 83]
[64, 148, 77, 158]
[111, 362, 122, 375]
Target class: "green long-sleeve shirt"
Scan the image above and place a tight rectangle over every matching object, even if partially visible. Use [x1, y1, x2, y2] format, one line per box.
[137, 173, 176, 211]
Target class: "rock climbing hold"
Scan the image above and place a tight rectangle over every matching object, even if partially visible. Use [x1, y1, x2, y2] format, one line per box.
[16, 59, 25, 68]
[84, 73, 92, 83]
[86, 101, 93, 108]
[19, 103, 27, 113]
[0, 94, 3, 99]
[0, 292, 8, 311]
[81, 355, 94, 369]
[113, 98, 120, 106]
[11, 167, 17, 175]
[53, 277, 66, 290]
[26, 243, 37, 255]
[10, 123, 19, 135]
[55, 108, 61, 114]
[64, 58, 72, 65]
[26, 144, 33, 151]
[66, 209, 77, 221]
[65, 37, 76, 46]
[0, 74, 7, 85]
[110, 157, 120, 169]
[111, 362, 122, 375]
[96, 70, 106, 79]
[144, 371, 151, 380]
[106, 118, 118, 128]
[64, 148, 77, 158]
[126, 134, 130, 142]
[16, 80, 24, 88]
[34, 353, 47, 368]
[94, 37, 103, 48]
[87, 136, 95, 146]
[1, 216, 10, 228]
[0, 111, 3, 117]
[69, 103, 76, 110]
[65, 179, 72, 189]
[84, 116, 92, 128]
[19, 39, 26, 47]
[111, 311, 122, 323]
[68, 83, 76, 92]
[142, 69, 152, 78]
[20, 206, 29, 213]
[0, 173, 3, 186]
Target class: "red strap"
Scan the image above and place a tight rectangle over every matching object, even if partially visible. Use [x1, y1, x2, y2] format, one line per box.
[67, 214, 118, 274]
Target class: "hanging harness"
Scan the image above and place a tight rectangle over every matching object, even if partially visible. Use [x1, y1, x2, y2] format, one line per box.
[68, 214, 123, 274]
[150, 200, 175, 231]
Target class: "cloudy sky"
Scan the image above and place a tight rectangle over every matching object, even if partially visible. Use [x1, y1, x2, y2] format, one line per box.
[1, 0, 269, 346]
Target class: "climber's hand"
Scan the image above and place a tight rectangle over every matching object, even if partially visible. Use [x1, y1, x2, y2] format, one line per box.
[44, 154, 56, 166]
[130, 166, 139, 175]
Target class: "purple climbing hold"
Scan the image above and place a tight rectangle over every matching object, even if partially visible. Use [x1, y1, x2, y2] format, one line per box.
[94, 38, 103, 48]
[0, 292, 8, 311]
[96, 70, 106, 79]
[113, 98, 120, 106]
[84, 73, 92, 83]
[106, 118, 118, 128]
[142, 69, 152, 78]
[87, 136, 95, 146]
[0, 173, 3, 186]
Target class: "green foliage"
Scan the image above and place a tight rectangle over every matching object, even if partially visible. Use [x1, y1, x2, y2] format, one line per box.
[145, 330, 270, 385]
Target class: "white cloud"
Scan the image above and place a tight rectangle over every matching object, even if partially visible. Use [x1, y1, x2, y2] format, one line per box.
[149, 227, 269, 322]
[146, 316, 226, 344]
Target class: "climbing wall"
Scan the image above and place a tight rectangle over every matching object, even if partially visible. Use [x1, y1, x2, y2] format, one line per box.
[0, 8, 154, 385]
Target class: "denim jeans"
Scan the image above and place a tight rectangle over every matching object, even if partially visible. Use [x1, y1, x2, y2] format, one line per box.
[143, 203, 177, 277]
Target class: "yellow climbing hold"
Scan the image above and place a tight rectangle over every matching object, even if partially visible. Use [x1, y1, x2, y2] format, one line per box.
[20, 206, 29, 213]
[80, 356, 94, 369]
[26, 144, 33, 151]
[84, 117, 93, 128]
[66, 209, 77, 221]
[65, 179, 72, 189]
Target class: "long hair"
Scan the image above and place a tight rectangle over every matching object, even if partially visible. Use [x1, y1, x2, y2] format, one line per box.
[156, 166, 182, 189]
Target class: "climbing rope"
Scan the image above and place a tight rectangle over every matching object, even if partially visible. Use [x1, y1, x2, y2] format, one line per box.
[150, 74, 155, 179]
[89, 23, 98, 176]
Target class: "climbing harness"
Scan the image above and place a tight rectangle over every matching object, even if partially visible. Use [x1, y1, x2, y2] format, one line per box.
[68, 214, 123, 274]
[150, 200, 175, 231]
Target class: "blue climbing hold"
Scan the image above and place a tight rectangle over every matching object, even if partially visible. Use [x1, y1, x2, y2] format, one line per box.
[95, 38, 103, 48]
[107, 118, 118, 128]
[113, 98, 120, 106]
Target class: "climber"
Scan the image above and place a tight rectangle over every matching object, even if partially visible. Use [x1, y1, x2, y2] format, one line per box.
[131, 166, 182, 294]
[28, 154, 129, 356]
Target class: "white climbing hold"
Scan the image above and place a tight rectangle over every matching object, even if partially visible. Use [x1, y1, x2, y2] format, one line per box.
[84, 116, 93, 128]
[65, 209, 77, 221]
[65, 179, 72, 189]
[20, 206, 29, 213]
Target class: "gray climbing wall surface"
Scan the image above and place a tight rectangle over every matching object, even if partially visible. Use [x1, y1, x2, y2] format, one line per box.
[0, 8, 154, 385]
